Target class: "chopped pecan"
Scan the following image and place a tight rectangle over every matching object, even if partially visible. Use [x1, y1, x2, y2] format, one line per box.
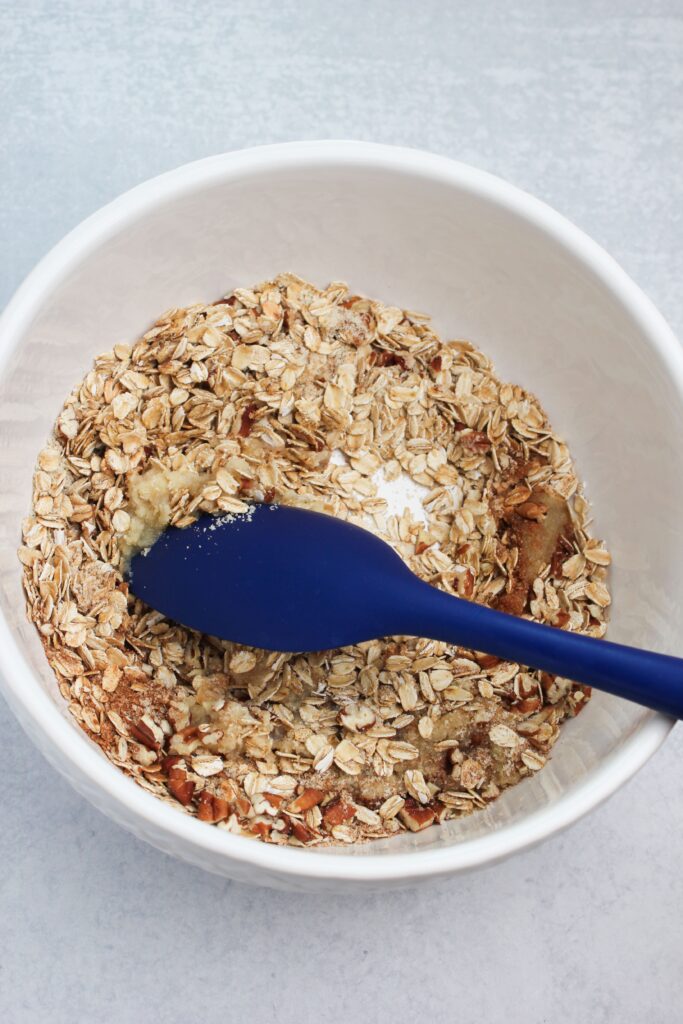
[234, 794, 252, 818]
[167, 766, 195, 806]
[432, 800, 448, 823]
[288, 788, 326, 814]
[250, 821, 272, 839]
[571, 684, 592, 714]
[129, 720, 159, 751]
[197, 791, 230, 823]
[277, 815, 293, 836]
[323, 798, 356, 827]
[460, 430, 490, 452]
[539, 672, 556, 697]
[282, 815, 317, 843]
[399, 798, 436, 832]
[238, 402, 259, 437]
[457, 569, 475, 598]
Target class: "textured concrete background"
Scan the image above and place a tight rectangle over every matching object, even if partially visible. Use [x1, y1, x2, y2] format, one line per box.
[1, 2, 682, 1021]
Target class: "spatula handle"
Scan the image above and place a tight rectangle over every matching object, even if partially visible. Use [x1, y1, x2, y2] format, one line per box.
[398, 579, 683, 719]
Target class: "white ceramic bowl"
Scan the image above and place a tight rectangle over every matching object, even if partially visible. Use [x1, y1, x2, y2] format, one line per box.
[0, 142, 680, 892]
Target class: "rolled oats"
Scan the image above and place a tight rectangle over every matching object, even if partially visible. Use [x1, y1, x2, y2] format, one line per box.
[20, 274, 610, 846]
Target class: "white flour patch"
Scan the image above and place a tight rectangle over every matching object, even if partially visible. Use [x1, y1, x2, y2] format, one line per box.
[331, 449, 429, 523]
[372, 467, 429, 524]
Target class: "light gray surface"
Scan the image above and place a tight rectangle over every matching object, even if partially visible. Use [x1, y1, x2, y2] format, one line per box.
[1, 2, 682, 1021]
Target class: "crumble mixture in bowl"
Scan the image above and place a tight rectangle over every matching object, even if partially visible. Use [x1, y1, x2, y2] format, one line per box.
[19, 273, 611, 846]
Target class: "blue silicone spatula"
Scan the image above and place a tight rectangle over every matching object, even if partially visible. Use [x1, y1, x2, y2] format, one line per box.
[129, 503, 683, 719]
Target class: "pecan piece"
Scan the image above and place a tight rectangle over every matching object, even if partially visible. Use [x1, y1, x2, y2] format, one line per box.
[322, 798, 356, 827]
[291, 820, 317, 843]
[398, 798, 436, 832]
[457, 568, 475, 599]
[129, 719, 159, 751]
[167, 766, 195, 806]
[460, 430, 490, 452]
[250, 821, 272, 839]
[234, 794, 252, 817]
[571, 684, 592, 714]
[281, 815, 317, 843]
[197, 791, 230, 823]
[288, 788, 326, 814]
[237, 402, 259, 437]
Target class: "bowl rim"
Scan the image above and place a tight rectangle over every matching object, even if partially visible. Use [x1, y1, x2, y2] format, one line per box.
[0, 139, 677, 884]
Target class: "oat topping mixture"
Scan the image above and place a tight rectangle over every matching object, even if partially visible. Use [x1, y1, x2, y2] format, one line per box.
[19, 274, 611, 845]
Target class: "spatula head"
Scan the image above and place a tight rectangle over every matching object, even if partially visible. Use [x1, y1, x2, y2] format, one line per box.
[128, 504, 416, 651]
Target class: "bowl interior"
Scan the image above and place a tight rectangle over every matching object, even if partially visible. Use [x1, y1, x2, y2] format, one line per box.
[1, 146, 680, 861]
